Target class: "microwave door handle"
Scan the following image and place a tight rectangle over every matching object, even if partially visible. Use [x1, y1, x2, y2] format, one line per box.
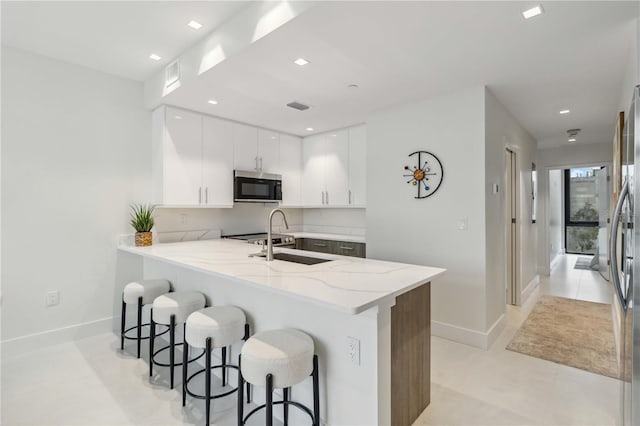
[610, 178, 629, 312]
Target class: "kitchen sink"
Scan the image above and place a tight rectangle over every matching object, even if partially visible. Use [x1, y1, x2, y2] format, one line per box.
[273, 253, 332, 265]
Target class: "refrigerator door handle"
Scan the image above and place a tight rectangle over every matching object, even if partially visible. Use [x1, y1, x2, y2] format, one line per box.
[610, 178, 629, 312]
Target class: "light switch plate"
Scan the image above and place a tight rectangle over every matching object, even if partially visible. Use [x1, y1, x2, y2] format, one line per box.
[346, 336, 360, 365]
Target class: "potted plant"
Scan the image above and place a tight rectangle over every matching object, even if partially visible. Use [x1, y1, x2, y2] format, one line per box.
[130, 203, 155, 246]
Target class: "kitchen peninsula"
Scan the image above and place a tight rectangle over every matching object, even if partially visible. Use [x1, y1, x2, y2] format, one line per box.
[118, 239, 445, 425]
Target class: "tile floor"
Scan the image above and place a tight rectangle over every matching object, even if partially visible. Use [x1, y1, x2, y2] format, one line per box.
[416, 254, 620, 426]
[2, 254, 620, 425]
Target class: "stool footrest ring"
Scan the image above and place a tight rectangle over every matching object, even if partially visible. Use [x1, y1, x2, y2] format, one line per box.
[242, 399, 314, 424]
[152, 344, 205, 367]
[123, 323, 169, 340]
[185, 364, 239, 400]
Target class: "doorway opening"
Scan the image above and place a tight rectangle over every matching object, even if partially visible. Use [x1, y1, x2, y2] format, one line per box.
[506, 148, 518, 306]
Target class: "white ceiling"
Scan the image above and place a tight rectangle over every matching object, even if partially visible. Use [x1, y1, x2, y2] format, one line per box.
[1, 1, 251, 81]
[2, 1, 638, 148]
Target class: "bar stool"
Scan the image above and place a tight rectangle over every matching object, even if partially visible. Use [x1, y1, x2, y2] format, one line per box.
[120, 279, 171, 358]
[182, 306, 251, 425]
[150, 291, 206, 389]
[238, 329, 320, 426]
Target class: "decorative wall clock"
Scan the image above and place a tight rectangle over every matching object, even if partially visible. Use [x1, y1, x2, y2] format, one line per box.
[403, 151, 444, 199]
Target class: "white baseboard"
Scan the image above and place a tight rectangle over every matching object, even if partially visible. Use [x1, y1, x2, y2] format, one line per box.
[550, 253, 563, 271]
[521, 275, 540, 304]
[432, 314, 505, 350]
[1, 317, 114, 360]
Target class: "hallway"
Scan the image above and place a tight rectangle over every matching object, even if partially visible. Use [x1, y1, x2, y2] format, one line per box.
[417, 253, 618, 425]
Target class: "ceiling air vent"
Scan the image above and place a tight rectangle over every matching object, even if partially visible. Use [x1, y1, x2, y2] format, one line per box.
[165, 60, 180, 88]
[286, 101, 310, 111]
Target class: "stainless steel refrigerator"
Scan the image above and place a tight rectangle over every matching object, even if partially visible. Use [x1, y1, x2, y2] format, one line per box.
[610, 84, 639, 426]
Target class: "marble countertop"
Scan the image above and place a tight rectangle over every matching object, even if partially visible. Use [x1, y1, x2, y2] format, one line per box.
[288, 232, 365, 243]
[119, 239, 444, 314]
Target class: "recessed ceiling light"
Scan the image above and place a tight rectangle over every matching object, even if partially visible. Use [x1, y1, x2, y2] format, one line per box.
[187, 20, 203, 30]
[149, 53, 162, 61]
[271, 136, 277, 140]
[294, 58, 309, 66]
[306, 127, 314, 132]
[568, 138, 576, 142]
[348, 84, 359, 89]
[522, 5, 544, 19]
[559, 109, 570, 114]
[207, 100, 218, 105]
[175, 115, 183, 120]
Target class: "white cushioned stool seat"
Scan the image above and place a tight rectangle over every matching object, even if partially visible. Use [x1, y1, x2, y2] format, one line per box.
[123, 279, 170, 304]
[186, 306, 246, 349]
[152, 291, 205, 325]
[241, 329, 314, 389]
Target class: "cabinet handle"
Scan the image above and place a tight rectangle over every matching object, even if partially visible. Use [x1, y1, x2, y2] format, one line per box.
[205, 187, 208, 204]
[198, 187, 202, 204]
[339, 246, 354, 250]
[255, 157, 258, 171]
[325, 191, 329, 204]
[349, 190, 352, 205]
[259, 157, 263, 171]
[314, 243, 327, 247]
[322, 192, 325, 204]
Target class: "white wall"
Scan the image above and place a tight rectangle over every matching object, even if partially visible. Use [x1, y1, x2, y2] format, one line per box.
[1, 47, 151, 346]
[536, 143, 612, 275]
[548, 169, 564, 265]
[366, 87, 490, 342]
[484, 88, 538, 323]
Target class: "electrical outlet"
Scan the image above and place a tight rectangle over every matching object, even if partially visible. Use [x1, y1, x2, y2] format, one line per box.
[180, 214, 188, 225]
[46, 290, 60, 307]
[346, 336, 360, 365]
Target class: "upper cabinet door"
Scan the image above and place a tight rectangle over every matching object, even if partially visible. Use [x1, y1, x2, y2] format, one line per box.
[202, 116, 234, 206]
[233, 123, 258, 172]
[348, 125, 366, 206]
[258, 129, 280, 173]
[323, 129, 350, 206]
[163, 107, 202, 205]
[302, 134, 327, 207]
[279, 134, 302, 206]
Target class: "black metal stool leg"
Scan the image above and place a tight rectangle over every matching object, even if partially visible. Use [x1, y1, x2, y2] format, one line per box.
[205, 337, 212, 425]
[237, 354, 244, 426]
[120, 299, 126, 350]
[312, 355, 320, 426]
[266, 373, 273, 426]
[149, 309, 155, 377]
[221, 346, 227, 387]
[243, 324, 251, 403]
[136, 297, 143, 358]
[170, 314, 176, 389]
[283, 387, 290, 426]
[182, 340, 189, 407]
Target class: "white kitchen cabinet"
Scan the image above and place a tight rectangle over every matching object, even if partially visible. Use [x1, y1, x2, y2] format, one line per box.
[302, 134, 328, 206]
[233, 124, 280, 173]
[152, 106, 233, 207]
[302, 128, 360, 207]
[279, 133, 302, 206]
[160, 107, 203, 205]
[348, 125, 367, 206]
[323, 130, 349, 206]
[232, 123, 259, 172]
[202, 116, 234, 206]
[258, 129, 280, 173]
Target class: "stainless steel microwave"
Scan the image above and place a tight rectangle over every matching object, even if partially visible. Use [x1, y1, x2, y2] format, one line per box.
[234, 170, 282, 202]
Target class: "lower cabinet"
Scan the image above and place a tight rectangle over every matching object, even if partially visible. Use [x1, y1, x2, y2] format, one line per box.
[295, 238, 366, 258]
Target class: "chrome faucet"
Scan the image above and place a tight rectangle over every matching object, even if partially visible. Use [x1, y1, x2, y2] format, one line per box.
[267, 208, 289, 261]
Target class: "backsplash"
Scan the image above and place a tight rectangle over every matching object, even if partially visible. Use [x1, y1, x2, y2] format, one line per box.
[150, 205, 365, 243]
[153, 204, 303, 243]
[302, 208, 366, 236]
